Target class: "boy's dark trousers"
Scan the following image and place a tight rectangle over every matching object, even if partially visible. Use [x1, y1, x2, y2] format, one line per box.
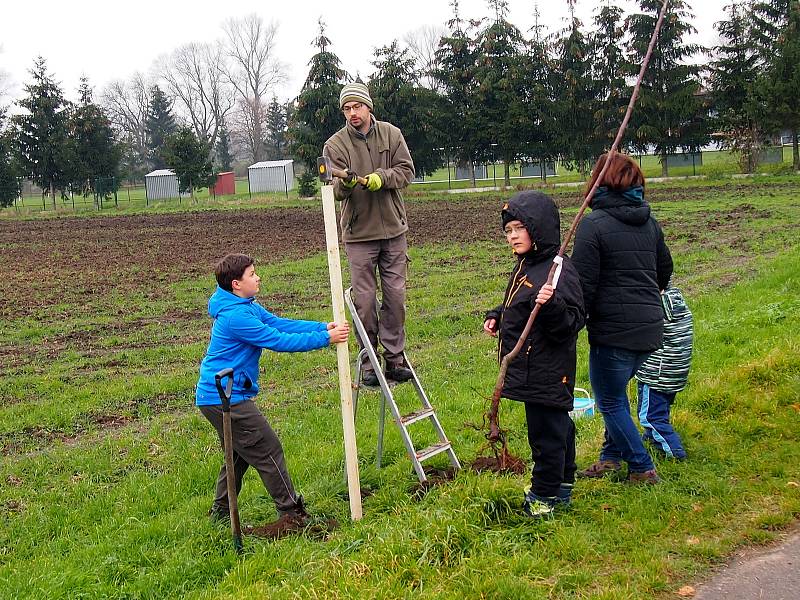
[524, 402, 577, 497]
[199, 399, 300, 515]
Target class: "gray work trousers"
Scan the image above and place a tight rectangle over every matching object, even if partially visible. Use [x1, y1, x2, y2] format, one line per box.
[345, 234, 408, 369]
[199, 399, 299, 515]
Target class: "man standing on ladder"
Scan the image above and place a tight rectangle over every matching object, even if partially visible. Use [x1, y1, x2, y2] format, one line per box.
[323, 81, 415, 387]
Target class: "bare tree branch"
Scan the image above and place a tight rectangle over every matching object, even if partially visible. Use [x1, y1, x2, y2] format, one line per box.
[157, 41, 235, 151]
[0, 45, 13, 106]
[100, 73, 150, 163]
[222, 14, 287, 162]
[403, 25, 447, 91]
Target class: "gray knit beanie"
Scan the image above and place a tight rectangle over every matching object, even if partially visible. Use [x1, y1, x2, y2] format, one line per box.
[339, 82, 373, 110]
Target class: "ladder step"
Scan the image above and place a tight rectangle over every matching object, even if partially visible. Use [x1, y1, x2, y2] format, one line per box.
[415, 441, 451, 462]
[400, 407, 435, 426]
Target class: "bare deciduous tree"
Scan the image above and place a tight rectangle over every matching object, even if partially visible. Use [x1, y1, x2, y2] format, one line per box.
[403, 25, 447, 91]
[100, 73, 150, 175]
[0, 45, 13, 107]
[157, 41, 234, 151]
[223, 14, 286, 162]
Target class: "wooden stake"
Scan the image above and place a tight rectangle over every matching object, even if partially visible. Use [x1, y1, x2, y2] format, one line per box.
[321, 181, 363, 520]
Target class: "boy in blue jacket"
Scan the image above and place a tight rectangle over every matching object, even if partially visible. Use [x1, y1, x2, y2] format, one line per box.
[196, 253, 350, 532]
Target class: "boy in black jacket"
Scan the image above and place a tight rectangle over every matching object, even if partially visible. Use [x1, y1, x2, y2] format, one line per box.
[484, 191, 585, 517]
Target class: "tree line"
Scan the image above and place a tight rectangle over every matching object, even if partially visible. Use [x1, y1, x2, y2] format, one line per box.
[0, 0, 798, 207]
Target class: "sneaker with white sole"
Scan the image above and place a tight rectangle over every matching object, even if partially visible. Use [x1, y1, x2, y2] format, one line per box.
[522, 487, 559, 519]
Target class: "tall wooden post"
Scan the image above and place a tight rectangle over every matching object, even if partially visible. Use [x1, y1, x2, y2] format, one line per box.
[320, 179, 363, 521]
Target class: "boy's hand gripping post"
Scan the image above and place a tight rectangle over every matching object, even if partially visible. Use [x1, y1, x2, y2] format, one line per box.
[214, 368, 243, 554]
[317, 156, 363, 521]
[482, 0, 671, 467]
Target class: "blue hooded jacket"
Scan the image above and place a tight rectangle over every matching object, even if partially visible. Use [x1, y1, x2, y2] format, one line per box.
[195, 286, 330, 406]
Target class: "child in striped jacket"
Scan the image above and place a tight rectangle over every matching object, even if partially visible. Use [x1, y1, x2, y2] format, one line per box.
[635, 286, 693, 460]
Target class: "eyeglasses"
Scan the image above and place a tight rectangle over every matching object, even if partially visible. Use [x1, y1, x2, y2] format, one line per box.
[342, 102, 364, 114]
[503, 224, 527, 237]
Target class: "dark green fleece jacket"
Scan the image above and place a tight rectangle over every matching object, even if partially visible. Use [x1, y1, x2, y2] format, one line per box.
[323, 117, 414, 242]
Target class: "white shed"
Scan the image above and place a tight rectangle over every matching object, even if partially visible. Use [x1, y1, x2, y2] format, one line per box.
[248, 160, 295, 194]
[145, 169, 186, 201]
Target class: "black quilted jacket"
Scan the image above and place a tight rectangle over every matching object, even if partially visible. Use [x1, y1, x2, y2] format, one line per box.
[571, 189, 673, 352]
[486, 192, 585, 409]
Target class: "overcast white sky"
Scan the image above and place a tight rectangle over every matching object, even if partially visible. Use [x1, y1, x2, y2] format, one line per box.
[1, 0, 727, 104]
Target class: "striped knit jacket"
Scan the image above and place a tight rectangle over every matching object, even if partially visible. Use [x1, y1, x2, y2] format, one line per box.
[635, 287, 693, 392]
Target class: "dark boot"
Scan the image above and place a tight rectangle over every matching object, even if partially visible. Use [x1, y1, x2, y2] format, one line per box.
[208, 503, 230, 523]
[385, 361, 413, 383]
[361, 368, 379, 387]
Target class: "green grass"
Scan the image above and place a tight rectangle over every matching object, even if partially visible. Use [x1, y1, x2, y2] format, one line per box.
[1, 182, 799, 598]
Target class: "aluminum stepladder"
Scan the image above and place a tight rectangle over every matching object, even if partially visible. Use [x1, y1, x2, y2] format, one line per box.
[344, 287, 461, 483]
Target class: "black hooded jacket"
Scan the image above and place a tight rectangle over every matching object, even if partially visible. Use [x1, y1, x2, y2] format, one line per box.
[571, 189, 673, 352]
[485, 192, 585, 410]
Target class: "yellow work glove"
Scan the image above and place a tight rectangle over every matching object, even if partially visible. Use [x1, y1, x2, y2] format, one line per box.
[342, 169, 358, 188]
[364, 172, 382, 192]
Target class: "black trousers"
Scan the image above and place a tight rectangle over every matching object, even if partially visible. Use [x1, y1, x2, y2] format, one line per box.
[524, 402, 577, 497]
[199, 400, 300, 515]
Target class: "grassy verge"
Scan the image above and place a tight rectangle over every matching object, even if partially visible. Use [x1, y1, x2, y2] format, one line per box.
[0, 184, 798, 598]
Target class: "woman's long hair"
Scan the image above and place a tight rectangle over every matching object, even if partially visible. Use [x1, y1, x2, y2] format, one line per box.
[584, 152, 645, 196]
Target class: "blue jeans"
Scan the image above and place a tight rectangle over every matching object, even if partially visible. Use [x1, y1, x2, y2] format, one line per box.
[637, 383, 687, 459]
[589, 345, 655, 473]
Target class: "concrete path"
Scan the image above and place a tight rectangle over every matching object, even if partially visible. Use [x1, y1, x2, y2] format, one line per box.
[693, 525, 800, 599]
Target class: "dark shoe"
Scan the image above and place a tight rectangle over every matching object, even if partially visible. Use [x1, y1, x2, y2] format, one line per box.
[361, 370, 379, 387]
[626, 469, 660, 484]
[385, 364, 413, 383]
[208, 504, 230, 523]
[577, 460, 622, 478]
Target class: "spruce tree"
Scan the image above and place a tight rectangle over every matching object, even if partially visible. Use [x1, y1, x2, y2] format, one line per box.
[588, 2, 629, 159]
[145, 85, 177, 170]
[521, 4, 559, 182]
[473, 0, 529, 185]
[434, 0, 482, 184]
[752, 0, 800, 169]
[12, 57, 72, 206]
[627, 0, 708, 176]
[264, 97, 289, 160]
[215, 126, 233, 171]
[161, 126, 215, 201]
[709, 2, 763, 172]
[751, 0, 794, 60]
[0, 114, 21, 208]
[554, 1, 596, 175]
[288, 19, 346, 170]
[68, 77, 122, 195]
[369, 41, 444, 177]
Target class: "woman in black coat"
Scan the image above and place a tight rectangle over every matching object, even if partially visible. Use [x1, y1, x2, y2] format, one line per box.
[571, 152, 673, 484]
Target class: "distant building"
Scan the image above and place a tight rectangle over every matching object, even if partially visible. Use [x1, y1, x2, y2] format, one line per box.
[144, 169, 188, 200]
[248, 160, 295, 193]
